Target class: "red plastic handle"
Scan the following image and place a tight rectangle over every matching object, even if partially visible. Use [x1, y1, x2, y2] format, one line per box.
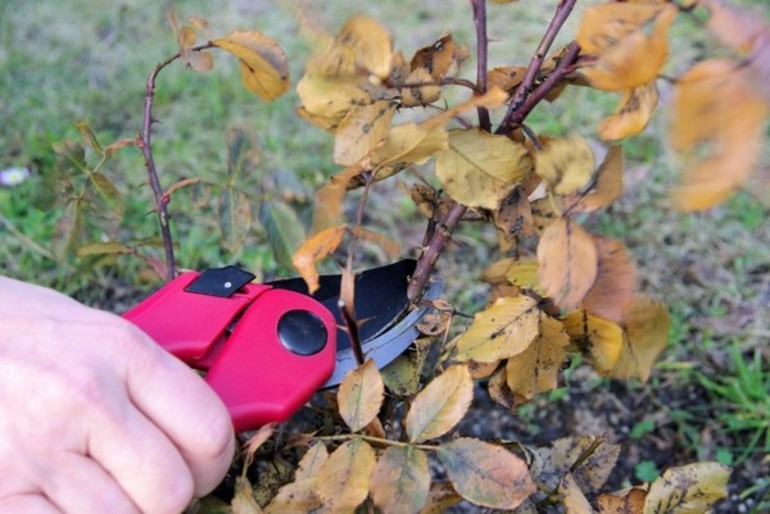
[123, 272, 337, 432]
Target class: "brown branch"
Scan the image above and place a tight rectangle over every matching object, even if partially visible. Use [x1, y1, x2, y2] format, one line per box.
[497, 0, 579, 135]
[471, 0, 492, 131]
[140, 43, 214, 282]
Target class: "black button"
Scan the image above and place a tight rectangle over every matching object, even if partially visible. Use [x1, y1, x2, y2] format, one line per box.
[277, 310, 328, 356]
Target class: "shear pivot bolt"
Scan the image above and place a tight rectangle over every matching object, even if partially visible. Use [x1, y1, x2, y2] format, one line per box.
[278, 310, 328, 356]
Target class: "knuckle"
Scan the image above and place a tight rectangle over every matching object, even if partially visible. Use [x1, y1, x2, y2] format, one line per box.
[154, 473, 194, 514]
[197, 411, 235, 464]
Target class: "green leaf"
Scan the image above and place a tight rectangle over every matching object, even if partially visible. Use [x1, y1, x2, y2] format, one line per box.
[437, 438, 535, 509]
[77, 242, 133, 257]
[218, 189, 253, 254]
[76, 121, 104, 155]
[52, 200, 84, 260]
[380, 338, 433, 397]
[260, 200, 306, 270]
[90, 172, 125, 217]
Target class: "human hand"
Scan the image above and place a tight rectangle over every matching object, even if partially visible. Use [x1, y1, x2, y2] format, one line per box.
[0, 277, 235, 514]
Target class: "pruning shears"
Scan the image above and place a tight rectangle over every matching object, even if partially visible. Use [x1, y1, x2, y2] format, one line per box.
[123, 259, 441, 432]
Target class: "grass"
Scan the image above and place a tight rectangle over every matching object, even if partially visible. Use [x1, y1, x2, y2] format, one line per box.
[2, 0, 770, 509]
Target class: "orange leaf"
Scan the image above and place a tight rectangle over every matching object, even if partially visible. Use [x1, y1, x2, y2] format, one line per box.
[598, 83, 659, 141]
[582, 237, 638, 323]
[597, 487, 647, 514]
[437, 438, 536, 510]
[291, 225, 346, 293]
[411, 34, 456, 80]
[565, 146, 623, 214]
[577, 4, 664, 56]
[537, 218, 598, 310]
[405, 365, 473, 443]
[312, 162, 368, 233]
[580, 6, 676, 91]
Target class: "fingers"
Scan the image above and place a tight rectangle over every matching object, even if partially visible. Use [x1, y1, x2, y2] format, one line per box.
[87, 400, 196, 514]
[0, 493, 63, 514]
[42, 453, 140, 514]
[122, 327, 235, 496]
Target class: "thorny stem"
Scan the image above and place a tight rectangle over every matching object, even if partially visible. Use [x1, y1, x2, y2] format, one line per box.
[407, 1, 580, 301]
[471, 0, 491, 132]
[340, 171, 375, 366]
[497, 0, 579, 135]
[140, 43, 214, 282]
[318, 434, 438, 452]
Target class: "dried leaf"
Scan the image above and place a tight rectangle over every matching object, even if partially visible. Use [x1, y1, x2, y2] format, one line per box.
[405, 365, 473, 443]
[213, 32, 289, 100]
[535, 135, 595, 195]
[561, 473, 595, 514]
[488, 66, 528, 94]
[90, 172, 125, 217]
[435, 128, 533, 210]
[580, 6, 676, 91]
[371, 122, 448, 170]
[506, 315, 569, 401]
[419, 482, 463, 514]
[566, 146, 623, 214]
[231, 477, 264, 514]
[315, 438, 376, 512]
[582, 237, 637, 323]
[370, 446, 431, 514]
[260, 201, 306, 271]
[296, 442, 329, 481]
[643, 462, 729, 514]
[598, 487, 647, 514]
[577, 4, 664, 56]
[411, 34, 455, 80]
[488, 366, 522, 410]
[297, 75, 370, 121]
[52, 200, 85, 260]
[612, 296, 669, 382]
[481, 257, 517, 285]
[349, 226, 400, 259]
[312, 162, 368, 233]
[599, 83, 659, 141]
[338, 360, 385, 432]
[437, 438, 535, 509]
[334, 100, 396, 165]
[532, 436, 619, 493]
[495, 187, 535, 239]
[671, 59, 768, 210]
[292, 225, 346, 293]
[537, 218, 598, 310]
[400, 67, 441, 107]
[454, 295, 540, 363]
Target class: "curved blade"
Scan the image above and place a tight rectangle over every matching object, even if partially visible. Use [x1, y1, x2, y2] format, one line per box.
[322, 274, 442, 388]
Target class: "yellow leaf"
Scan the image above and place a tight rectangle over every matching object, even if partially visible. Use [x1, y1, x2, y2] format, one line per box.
[643, 462, 730, 514]
[213, 31, 289, 101]
[495, 187, 535, 239]
[370, 446, 431, 514]
[437, 438, 536, 510]
[334, 100, 396, 165]
[337, 15, 393, 79]
[535, 135, 595, 195]
[504, 257, 546, 295]
[671, 59, 768, 210]
[436, 128, 533, 210]
[312, 162, 368, 233]
[562, 310, 624, 374]
[581, 237, 638, 323]
[560, 473, 595, 514]
[371, 122, 448, 169]
[598, 487, 647, 514]
[506, 315, 569, 401]
[315, 438, 377, 512]
[537, 218, 598, 310]
[612, 296, 669, 382]
[405, 365, 473, 443]
[565, 146, 623, 214]
[291, 225, 347, 293]
[580, 6, 676, 91]
[337, 360, 385, 432]
[296, 442, 329, 481]
[297, 74, 371, 119]
[598, 83, 659, 141]
[455, 295, 540, 363]
[481, 257, 517, 285]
